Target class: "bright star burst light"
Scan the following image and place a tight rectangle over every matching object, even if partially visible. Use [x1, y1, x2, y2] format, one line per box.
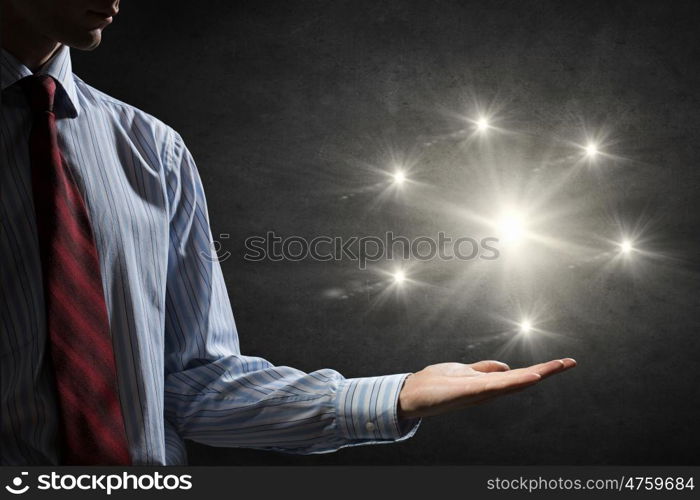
[475, 116, 490, 132]
[392, 169, 406, 185]
[392, 269, 406, 284]
[584, 141, 599, 158]
[620, 239, 634, 255]
[518, 319, 533, 334]
[496, 211, 527, 244]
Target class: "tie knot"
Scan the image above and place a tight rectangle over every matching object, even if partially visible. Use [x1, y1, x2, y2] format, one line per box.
[19, 74, 57, 114]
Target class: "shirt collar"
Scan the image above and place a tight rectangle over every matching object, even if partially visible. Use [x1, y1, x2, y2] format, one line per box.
[1, 45, 80, 117]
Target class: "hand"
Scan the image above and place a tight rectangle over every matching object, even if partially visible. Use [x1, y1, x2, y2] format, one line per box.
[397, 358, 576, 418]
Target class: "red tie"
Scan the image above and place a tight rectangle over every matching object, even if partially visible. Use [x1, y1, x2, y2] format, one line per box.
[20, 75, 132, 465]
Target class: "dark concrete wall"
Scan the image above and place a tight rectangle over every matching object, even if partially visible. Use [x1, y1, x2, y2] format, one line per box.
[72, 0, 700, 464]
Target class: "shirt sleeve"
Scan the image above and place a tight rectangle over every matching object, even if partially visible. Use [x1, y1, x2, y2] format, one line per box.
[161, 131, 421, 453]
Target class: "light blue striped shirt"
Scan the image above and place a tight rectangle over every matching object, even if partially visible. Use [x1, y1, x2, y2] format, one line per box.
[0, 45, 419, 465]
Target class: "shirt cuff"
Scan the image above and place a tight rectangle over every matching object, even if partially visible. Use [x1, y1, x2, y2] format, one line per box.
[336, 373, 421, 442]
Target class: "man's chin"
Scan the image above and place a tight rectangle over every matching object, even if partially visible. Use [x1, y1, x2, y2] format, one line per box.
[65, 30, 103, 51]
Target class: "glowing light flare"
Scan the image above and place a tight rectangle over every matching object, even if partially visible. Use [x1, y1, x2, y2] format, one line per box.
[392, 270, 407, 284]
[619, 239, 634, 255]
[495, 211, 528, 244]
[518, 319, 533, 334]
[584, 142, 599, 158]
[475, 116, 490, 132]
[391, 169, 406, 186]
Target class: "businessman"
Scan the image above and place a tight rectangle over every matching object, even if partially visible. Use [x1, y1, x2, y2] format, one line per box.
[0, 0, 576, 465]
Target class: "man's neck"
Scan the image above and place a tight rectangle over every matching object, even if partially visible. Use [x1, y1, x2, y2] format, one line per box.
[1, 3, 61, 71]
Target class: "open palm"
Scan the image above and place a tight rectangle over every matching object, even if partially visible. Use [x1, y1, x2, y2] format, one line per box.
[398, 358, 577, 418]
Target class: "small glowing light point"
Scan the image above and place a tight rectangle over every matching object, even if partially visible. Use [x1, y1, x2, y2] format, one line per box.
[496, 212, 526, 243]
[392, 270, 406, 284]
[584, 142, 599, 158]
[620, 239, 634, 255]
[518, 320, 532, 334]
[475, 116, 490, 132]
[392, 170, 406, 185]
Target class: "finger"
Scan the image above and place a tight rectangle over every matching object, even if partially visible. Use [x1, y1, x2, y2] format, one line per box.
[475, 361, 575, 403]
[533, 359, 567, 379]
[482, 371, 541, 393]
[561, 358, 577, 369]
[536, 358, 576, 378]
[470, 360, 510, 373]
[438, 372, 540, 413]
[508, 359, 569, 379]
[469, 381, 538, 405]
[507, 359, 562, 374]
